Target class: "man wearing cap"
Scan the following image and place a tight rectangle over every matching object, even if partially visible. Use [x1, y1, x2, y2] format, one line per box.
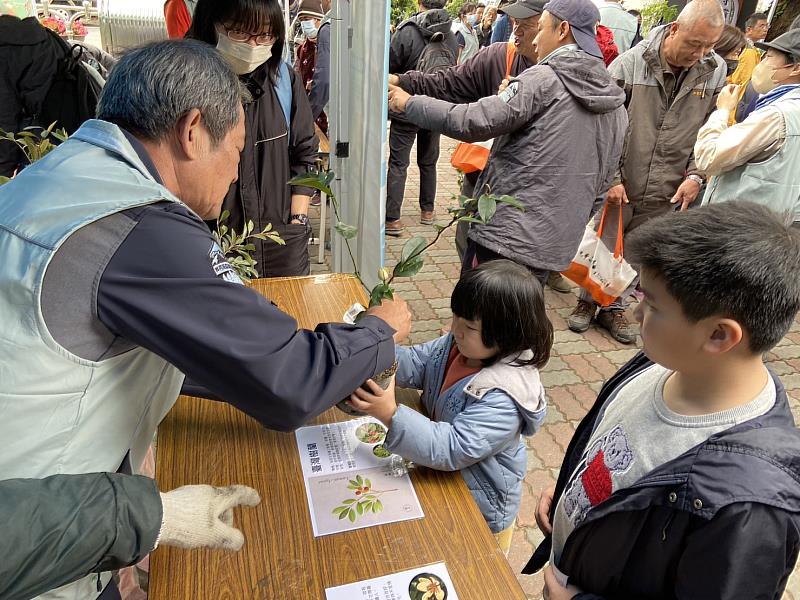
[389, 0, 548, 261]
[388, 0, 627, 286]
[567, 0, 727, 344]
[696, 29, 800, 222]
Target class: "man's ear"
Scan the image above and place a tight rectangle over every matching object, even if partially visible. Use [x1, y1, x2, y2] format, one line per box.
[175, 108, 205, 161]
[559, 20, 570, 42]
[668, 21, 680, 38]
[703, 318, 744, 355]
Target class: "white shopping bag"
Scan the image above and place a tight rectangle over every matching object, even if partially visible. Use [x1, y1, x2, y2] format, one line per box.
[561, 205, 636, 307]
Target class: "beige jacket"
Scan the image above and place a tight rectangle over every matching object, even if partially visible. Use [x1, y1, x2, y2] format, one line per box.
[609, 25, 728, 204]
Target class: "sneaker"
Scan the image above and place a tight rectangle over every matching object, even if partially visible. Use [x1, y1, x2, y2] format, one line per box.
[385, 220, 404, 237]
[547, 272, 572, 294]
[568, 299, 597, 333]
[596, 309, 637, 344]
[420, 210, 435, 225]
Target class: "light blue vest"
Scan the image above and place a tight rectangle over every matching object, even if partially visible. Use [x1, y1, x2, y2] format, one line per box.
[0, 120, 186, 599]
[703, 89, 800, 221]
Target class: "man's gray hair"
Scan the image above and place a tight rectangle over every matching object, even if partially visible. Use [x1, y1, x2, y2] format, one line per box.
[97, 39, 249, 144]
[676, 0, 725, 29]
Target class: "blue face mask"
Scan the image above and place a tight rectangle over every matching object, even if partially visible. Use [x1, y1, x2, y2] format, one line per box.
[467, 14, 477, 27]
[301, 19, 319, 39]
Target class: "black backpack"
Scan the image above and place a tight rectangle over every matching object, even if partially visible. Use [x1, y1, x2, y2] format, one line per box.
[415, 31, 456, 74]
[38, 30, 103, 134]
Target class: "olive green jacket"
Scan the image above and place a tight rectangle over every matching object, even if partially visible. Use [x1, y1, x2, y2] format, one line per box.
[609, 25, 728, 204]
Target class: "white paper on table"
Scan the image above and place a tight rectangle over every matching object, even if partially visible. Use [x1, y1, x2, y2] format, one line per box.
[295, 417, 424, 537]
[325, 562, 459, 600]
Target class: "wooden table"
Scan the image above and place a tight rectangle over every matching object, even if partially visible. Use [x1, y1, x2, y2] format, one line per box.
[150, 273, 526, 600]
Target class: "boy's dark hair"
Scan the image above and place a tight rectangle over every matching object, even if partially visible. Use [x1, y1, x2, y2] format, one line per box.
[451, 260, 553, 368]
[627, 202, 800, 354]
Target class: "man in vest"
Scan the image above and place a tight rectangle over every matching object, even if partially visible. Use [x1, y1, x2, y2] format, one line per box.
[696, 29, 800, 222]
[0, 39, 410, 600]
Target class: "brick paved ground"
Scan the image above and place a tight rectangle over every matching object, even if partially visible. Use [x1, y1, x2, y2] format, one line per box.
[309, 137, 800, 599]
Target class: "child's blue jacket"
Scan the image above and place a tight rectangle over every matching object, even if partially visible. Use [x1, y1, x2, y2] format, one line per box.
[384, 334, 547, 532]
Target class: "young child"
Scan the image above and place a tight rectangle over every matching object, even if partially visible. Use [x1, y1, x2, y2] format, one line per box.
[349, 260, 553, 554]
[525, 202, 800, 599]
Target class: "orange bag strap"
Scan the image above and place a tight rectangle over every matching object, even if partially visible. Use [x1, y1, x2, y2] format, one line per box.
[595, 204, 625, 259]
[505, 41, 515, 79]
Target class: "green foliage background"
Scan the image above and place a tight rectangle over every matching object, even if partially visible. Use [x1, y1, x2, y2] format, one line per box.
[639, 0, 679, 36]
[390, 0, 470, 22]
[391, 0, 418, 23]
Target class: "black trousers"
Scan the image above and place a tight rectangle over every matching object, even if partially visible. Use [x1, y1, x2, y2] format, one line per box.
[386, 118, 440, 221]
[461, 239, 549, 286]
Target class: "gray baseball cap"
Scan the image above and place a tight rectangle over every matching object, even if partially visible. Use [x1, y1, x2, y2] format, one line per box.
[543, 0, 602, 60]
[502, 0, 547, 19]
[756, 28, 800, 62]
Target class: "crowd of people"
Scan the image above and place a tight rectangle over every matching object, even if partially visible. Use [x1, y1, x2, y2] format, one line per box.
[1, 0, 800, 599]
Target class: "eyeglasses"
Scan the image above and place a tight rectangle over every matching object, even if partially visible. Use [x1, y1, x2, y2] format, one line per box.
[225, 27, 278, 46]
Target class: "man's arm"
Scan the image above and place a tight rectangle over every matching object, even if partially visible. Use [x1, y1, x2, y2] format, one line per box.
[308, 22, 330, 120]
[693, 107, 785, 176]
[288, 69, 319, 200]
[397, 43, 505, 104]
[397, 67, 551, 143]
[97, 204, 398, 432]
[0, 473, 161, 600]
[0, 474, 261, 600]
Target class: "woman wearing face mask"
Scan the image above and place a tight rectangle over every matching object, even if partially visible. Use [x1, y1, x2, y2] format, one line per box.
[695, 29, 800, 224]
[713, 24, 749, 125]
[454, 2, 480, 64]
[188, 0, 318, 277]
[294, 0, 328, 136]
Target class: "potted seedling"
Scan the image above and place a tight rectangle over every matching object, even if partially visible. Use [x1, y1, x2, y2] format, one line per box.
[288, 169, 523, 414]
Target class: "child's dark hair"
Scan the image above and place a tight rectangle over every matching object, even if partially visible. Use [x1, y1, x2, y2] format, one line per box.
[627, 202, 800, 354]
[451, 260, 553, 368]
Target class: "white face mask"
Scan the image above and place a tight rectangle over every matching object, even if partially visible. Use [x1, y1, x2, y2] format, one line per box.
[750, 58, 794, 95]
[301, 19, 319, 39]
[216, 33, 273, 75]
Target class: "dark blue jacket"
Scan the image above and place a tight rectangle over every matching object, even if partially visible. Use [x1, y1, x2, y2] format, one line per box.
[524, 352, 800, 599]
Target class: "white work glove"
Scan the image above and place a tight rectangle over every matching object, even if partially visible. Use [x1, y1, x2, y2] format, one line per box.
[157, 484, 261, 551]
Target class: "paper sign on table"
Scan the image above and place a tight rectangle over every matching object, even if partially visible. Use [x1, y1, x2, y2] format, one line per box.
[296, 417, 424, 537]
[325, 562, 459, 600]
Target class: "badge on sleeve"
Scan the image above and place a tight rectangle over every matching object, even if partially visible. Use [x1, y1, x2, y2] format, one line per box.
[208, 241, 244, 285]
[499, 80, 520, 103]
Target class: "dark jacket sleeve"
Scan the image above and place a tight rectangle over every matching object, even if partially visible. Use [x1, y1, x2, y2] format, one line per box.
[97, 204, 395, 432]
[288, 69, 318, 198]
[308, 22, 330, 120]
[403, 66, 551, 142]
[674, 502, 799, 599]
[0, 473, 161, 600]
[397, 43, 503, 104]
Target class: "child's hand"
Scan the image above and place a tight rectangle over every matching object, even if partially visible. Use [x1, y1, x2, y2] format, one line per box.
[349, 377, 398, 427]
